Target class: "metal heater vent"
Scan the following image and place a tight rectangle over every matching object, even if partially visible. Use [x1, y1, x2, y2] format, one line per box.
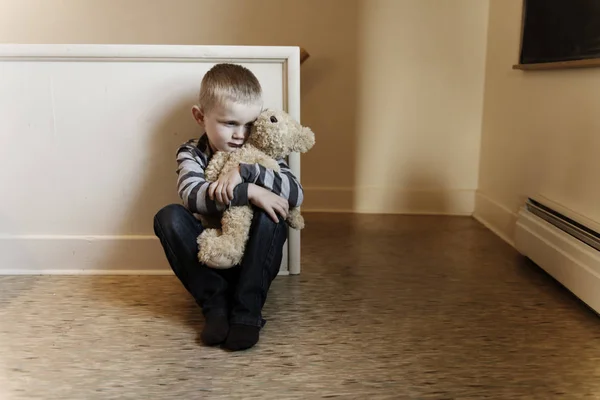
[525, 198, 600, 252]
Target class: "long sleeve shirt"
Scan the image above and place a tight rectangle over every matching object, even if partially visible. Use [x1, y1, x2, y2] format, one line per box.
[176, 134, 304, 215]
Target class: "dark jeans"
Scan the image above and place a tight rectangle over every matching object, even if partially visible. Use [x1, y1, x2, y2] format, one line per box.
[153, 204, 287, 327]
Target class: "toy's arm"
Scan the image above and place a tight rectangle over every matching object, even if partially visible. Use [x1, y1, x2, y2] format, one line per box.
[176, 142, 249, 215]
[240, 158, 304, 208]
[204, 151, 230, 182]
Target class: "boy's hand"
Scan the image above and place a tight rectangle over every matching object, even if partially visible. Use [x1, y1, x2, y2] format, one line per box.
[209, 166, 243, 205]
[248, 183, 289, 223]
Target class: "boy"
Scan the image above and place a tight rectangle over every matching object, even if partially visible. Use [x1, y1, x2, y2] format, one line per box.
[153, 63, 304, 351]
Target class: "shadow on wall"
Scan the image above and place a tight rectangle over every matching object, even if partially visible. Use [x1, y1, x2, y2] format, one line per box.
[119, 97, 195, 236]
[398, 172, 450, 215]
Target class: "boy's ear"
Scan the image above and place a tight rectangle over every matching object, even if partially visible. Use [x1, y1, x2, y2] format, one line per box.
[191, 105, 205, 125]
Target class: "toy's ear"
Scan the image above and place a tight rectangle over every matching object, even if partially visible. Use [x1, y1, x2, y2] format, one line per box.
[293, 126, 315, 153]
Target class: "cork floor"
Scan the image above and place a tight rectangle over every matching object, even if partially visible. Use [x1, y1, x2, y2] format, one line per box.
[1, 213, 599, 399]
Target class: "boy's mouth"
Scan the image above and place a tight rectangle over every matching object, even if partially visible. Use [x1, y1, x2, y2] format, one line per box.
[228, 142, 243, 148]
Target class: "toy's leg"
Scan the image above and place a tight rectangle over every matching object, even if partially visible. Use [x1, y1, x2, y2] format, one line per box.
[198, 206, 254, 269]
[286, 207, 305, 230]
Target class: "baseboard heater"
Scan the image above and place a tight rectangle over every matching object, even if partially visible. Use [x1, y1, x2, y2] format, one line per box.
[515, 198, 600, 314]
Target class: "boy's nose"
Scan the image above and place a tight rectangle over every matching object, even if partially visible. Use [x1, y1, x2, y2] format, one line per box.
[233, 126, 247, 139]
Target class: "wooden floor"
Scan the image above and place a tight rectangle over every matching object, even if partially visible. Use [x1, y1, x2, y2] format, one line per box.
[1, 213, 599, 399]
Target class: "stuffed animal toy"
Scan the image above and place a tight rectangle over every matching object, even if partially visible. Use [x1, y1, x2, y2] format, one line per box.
[197, 108, 315, 269]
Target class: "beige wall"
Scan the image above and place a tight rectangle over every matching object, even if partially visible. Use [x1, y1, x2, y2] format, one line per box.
[475, 0, 600, 242]
[1, 0, 489, 215]
[350, 0, 489, 214]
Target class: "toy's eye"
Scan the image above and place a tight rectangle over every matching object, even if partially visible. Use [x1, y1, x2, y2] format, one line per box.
[270, 116, 278, 123]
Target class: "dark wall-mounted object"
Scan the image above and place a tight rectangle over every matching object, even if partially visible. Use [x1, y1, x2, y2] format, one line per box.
[515, 0, 600, 70]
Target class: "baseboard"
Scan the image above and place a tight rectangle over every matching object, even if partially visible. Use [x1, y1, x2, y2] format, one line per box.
[303, 187, 475, 215]
[473, 191, 517, 246]
[0, 235, 170, 275]
[515, 208, 600, 314]
[1, 269, 174, 275]
[302, 188, 355, 213]
[0, 235, 292, 276]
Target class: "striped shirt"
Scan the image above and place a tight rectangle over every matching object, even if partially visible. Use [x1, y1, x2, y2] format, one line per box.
[176, 134, 304, 215]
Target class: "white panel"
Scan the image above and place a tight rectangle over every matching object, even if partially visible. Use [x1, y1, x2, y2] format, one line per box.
[0, 60, 281, 234]
[0, 44, 301, 274]
[515, 209, 600, 314]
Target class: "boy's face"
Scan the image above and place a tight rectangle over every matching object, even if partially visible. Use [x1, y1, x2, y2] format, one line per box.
[192, 99, 262, 153]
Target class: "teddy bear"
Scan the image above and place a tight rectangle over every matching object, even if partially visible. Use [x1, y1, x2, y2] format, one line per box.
[196, 108, 315, 269]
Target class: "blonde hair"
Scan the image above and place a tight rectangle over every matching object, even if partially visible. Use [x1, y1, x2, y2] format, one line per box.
[198, 63, 262, 112]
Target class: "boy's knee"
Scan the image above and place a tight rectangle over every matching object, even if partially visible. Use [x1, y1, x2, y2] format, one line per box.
[253, 208, 287, 235]
[154, 204, 188, 236]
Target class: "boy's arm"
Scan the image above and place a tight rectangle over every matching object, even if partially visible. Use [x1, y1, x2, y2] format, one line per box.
[176, 143, 249, 214]
[239, 159, 304, 208]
